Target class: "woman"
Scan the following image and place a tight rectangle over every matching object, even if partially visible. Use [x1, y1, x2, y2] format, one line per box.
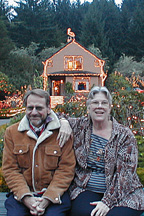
[61, 86, 144, 216]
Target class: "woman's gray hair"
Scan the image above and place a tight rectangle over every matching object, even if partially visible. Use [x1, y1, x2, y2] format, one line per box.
[86, 86, 112, 107]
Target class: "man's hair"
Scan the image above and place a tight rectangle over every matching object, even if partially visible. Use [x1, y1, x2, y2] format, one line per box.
[23, 89, 50, 107]
[86, 86, 112, 107]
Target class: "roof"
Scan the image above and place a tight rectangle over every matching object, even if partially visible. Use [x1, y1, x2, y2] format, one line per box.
[44, 40, 105, 64]
[47, 71, 100, 76]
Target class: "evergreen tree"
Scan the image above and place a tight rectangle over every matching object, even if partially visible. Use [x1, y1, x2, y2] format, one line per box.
[121, 0, 144, 60]
[53, 0, 72, 32]
[9, 0, 63, 48]
[0, 18, 13, 61]
[80, 0, 122, 70]
[80, 0, 108, 53]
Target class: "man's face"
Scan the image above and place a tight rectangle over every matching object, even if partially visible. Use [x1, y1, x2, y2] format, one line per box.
[26, 94, 50, 127]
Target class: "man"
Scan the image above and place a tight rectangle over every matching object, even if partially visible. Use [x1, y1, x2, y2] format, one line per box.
[2, 89, 75, 216]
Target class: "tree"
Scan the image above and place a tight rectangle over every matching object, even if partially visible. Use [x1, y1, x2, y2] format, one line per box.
[105, 72, 133, 92]
[0, 18, 13, 61]
[80, 0, 122, 70]
[0, 0, 11, 19]
[80, 0, 107, 51]
[120, 0, 144, 60]
[33, 70, 43, 89]
[38, 43, 65, 62]
[2, 46, 38, 89]
[113, 54, 144, 78]
[9, 0, 63, 48]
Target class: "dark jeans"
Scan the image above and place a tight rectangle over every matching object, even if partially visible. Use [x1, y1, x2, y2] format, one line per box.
[70, 190, 144, 216]
[5, 192, 71, 216]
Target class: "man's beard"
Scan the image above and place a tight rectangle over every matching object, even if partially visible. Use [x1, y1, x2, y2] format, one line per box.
[29, 116, 44, 128]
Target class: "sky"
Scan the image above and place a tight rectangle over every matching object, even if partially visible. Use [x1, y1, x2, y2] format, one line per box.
[8, 0, 123, 6]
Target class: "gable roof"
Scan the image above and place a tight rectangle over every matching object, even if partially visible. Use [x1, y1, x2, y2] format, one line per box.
[44, 40, 105, 64]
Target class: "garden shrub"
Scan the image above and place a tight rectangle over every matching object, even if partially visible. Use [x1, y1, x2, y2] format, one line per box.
[137, 168, 144, 186]
[0, 167, 9, 192]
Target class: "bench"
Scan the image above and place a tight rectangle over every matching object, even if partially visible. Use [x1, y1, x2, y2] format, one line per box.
[1, 192, 144, 216]
[0, 193, 7, 216]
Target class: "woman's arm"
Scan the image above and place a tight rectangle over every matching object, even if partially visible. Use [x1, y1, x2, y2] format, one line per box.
[102, 127, 140, 208]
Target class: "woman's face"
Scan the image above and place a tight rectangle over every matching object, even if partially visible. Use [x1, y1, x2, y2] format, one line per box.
[88, 92, 111, 123]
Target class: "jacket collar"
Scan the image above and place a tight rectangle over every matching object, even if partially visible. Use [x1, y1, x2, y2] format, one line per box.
[18, 110, 60, 134]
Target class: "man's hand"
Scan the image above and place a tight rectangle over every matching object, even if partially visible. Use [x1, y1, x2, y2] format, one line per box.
[23, 196, 51, 216]
[90, 201, 110, 216]
[57, 119, 73, 147]
[35, 198, 51, 215]
[22, 195, 39, 215]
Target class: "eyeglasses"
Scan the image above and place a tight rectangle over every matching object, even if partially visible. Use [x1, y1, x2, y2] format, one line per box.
[90, 100, 109, 107]
[26, 106, 45, 111]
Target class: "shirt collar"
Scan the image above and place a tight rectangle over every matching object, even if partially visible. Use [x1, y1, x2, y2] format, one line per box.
[29, 115, 53, 136]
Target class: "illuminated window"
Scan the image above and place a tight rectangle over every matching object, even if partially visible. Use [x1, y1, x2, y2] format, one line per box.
[78, 82, 86, 90]
[73, 77, 90, 92]
[64, 56, 83, 70]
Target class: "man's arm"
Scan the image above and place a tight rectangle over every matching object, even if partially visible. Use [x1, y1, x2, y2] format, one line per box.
[2, 126, 32, 200]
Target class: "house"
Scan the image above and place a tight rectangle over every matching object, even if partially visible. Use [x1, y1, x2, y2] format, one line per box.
[42, 28, 107, 107]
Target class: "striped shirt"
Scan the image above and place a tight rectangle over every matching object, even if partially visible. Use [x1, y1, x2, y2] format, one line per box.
[86, 134, 108, 193]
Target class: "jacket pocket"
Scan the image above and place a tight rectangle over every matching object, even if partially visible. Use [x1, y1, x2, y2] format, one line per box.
[13, 145, 30, 168]
[44, 146, 61, 170]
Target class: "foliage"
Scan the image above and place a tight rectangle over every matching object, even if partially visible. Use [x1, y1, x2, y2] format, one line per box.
[7, 112, 25, 126]
[0, 18, 14, 61]
[64, 82, 75, 100]
[9, 0, 64, 48]
[111, 90, 144, 136]
[38, 43, 65, 62]
[87, 44, 103, 59]
[0, 167, 9, 192]
[137, 134, 144, 186]
[54, 100, 87, 118]
[137, 136, 144, 168]
[33, 70, 43, 89]
[113, 55, 144, 78]
[0, 107, 25, 118]
[137, 168, 144, 186]
[0, 124, 7, 167]
[1, 44, 41, 90]
[105, 72, 133, 92]
[121, 0, 144, 61]
[0, 71, 15, 97]
[80, 0, 122, 68]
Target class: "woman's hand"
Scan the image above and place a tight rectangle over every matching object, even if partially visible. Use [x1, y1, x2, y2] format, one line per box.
[57, 119, 73, 147]
[90, 201, 110, 216]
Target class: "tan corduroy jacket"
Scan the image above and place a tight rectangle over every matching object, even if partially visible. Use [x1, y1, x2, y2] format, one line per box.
[2, 110, 76, 203]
